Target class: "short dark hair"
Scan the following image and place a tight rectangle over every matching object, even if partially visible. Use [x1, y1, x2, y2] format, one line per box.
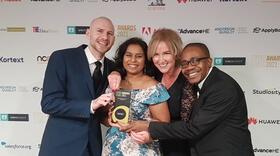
[182, 42, 210, 57]
[114, 37, 152, 79]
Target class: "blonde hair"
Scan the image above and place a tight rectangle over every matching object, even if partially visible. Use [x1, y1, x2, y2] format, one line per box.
[148, 28, 183, 67]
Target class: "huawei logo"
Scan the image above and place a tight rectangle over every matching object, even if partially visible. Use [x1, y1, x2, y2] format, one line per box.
[248, 117, 257, 125]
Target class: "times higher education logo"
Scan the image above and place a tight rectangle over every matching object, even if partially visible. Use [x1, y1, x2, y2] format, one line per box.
[214, 57, 246, 65]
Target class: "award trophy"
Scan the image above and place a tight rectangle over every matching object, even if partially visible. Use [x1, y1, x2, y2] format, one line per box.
[112, 89, 131, 124]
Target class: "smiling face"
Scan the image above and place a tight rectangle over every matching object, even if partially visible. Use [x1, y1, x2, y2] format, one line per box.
[123, 44, 145, 76]
[181, 46, 212, 84]
[152, 41, 177, 74]
[86, 17, 115, 58]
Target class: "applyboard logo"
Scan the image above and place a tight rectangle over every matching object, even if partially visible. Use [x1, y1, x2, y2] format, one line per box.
[214, 57, 246, 65]
[0, 140, 32, 150]
[253, 27, 280, 33]
[0, 114, 29, 122]
[67, 26, 89, 34]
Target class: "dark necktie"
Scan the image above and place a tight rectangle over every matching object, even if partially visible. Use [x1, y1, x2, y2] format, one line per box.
[92, 61, 102, 92]
[180, 82, 198, 121]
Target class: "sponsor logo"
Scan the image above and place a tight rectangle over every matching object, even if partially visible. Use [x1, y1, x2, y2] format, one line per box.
[177, 0, 212, 4]
[33, 86, 43, 92]
[253, 27, 280, 33]
[0, 114, 29, 122]
[37, 55, 49, 63]
[252, 88, 280, 96]
[178, 28, 210, 34]
[214, 57, 246, 65]
[69, 0, 97, 2]
[0, 56, 24, 63]
[6, 27, 25, 32]
[0, 86, 29, 92]
[147, 0, 166, 11]
[0, 0, 21, 2]
[0, 140, 32, 150]
[32, 26, 57, 33]
[220, 0, 247, 2]
[102, 0, 136, 2]
[214, 27, 248, 34]
[117, 25, 136, 37]
[67, 26, 89, 34]
[250, 55, 280, 68]
[142, 27, 157, 36]
[0, 86, 16, 92]
[30, 0, 60, 2]
[248, 117, 280, 125]
[254, 148, 279, 153]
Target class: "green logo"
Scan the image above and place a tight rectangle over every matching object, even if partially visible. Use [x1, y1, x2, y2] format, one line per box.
[0, 114, 8, 121]
[67, 26, 76, 34]
[214, 57, 223, 65]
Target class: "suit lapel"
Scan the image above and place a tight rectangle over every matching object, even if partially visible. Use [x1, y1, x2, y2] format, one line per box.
[190, 67, 218, 119]
[77, 45, 95, 97]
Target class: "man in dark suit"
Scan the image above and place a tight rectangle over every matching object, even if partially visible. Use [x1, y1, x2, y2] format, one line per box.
[121, 43, 254, 156]
[39, 17, 115, 156]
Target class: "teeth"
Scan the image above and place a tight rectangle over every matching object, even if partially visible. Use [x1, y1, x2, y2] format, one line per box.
[159, 64, 167, 67]
[189, 72, 197, 77]
[128, 65, 137, 68]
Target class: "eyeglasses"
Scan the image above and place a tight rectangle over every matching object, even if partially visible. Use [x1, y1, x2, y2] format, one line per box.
[180, 57, 209, 68]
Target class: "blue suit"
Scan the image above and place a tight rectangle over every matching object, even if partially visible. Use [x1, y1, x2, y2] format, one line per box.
[39, 45, 115, 156]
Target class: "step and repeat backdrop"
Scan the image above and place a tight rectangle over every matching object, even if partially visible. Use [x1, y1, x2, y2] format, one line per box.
[1, 0, 280, 155]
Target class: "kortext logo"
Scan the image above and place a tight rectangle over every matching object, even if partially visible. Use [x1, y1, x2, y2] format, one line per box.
[0, 56, 24, 63]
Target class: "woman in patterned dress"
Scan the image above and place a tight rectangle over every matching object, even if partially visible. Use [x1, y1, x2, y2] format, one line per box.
[102, 37, 170, 156]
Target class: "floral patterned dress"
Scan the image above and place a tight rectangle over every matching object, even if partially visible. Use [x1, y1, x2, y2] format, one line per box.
[102, 83, 170, 156]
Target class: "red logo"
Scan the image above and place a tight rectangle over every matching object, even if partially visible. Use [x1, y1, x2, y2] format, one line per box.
[248, 117, 257, 125]
[177, 0, 187, 3]
[142, 27, 157, 36]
